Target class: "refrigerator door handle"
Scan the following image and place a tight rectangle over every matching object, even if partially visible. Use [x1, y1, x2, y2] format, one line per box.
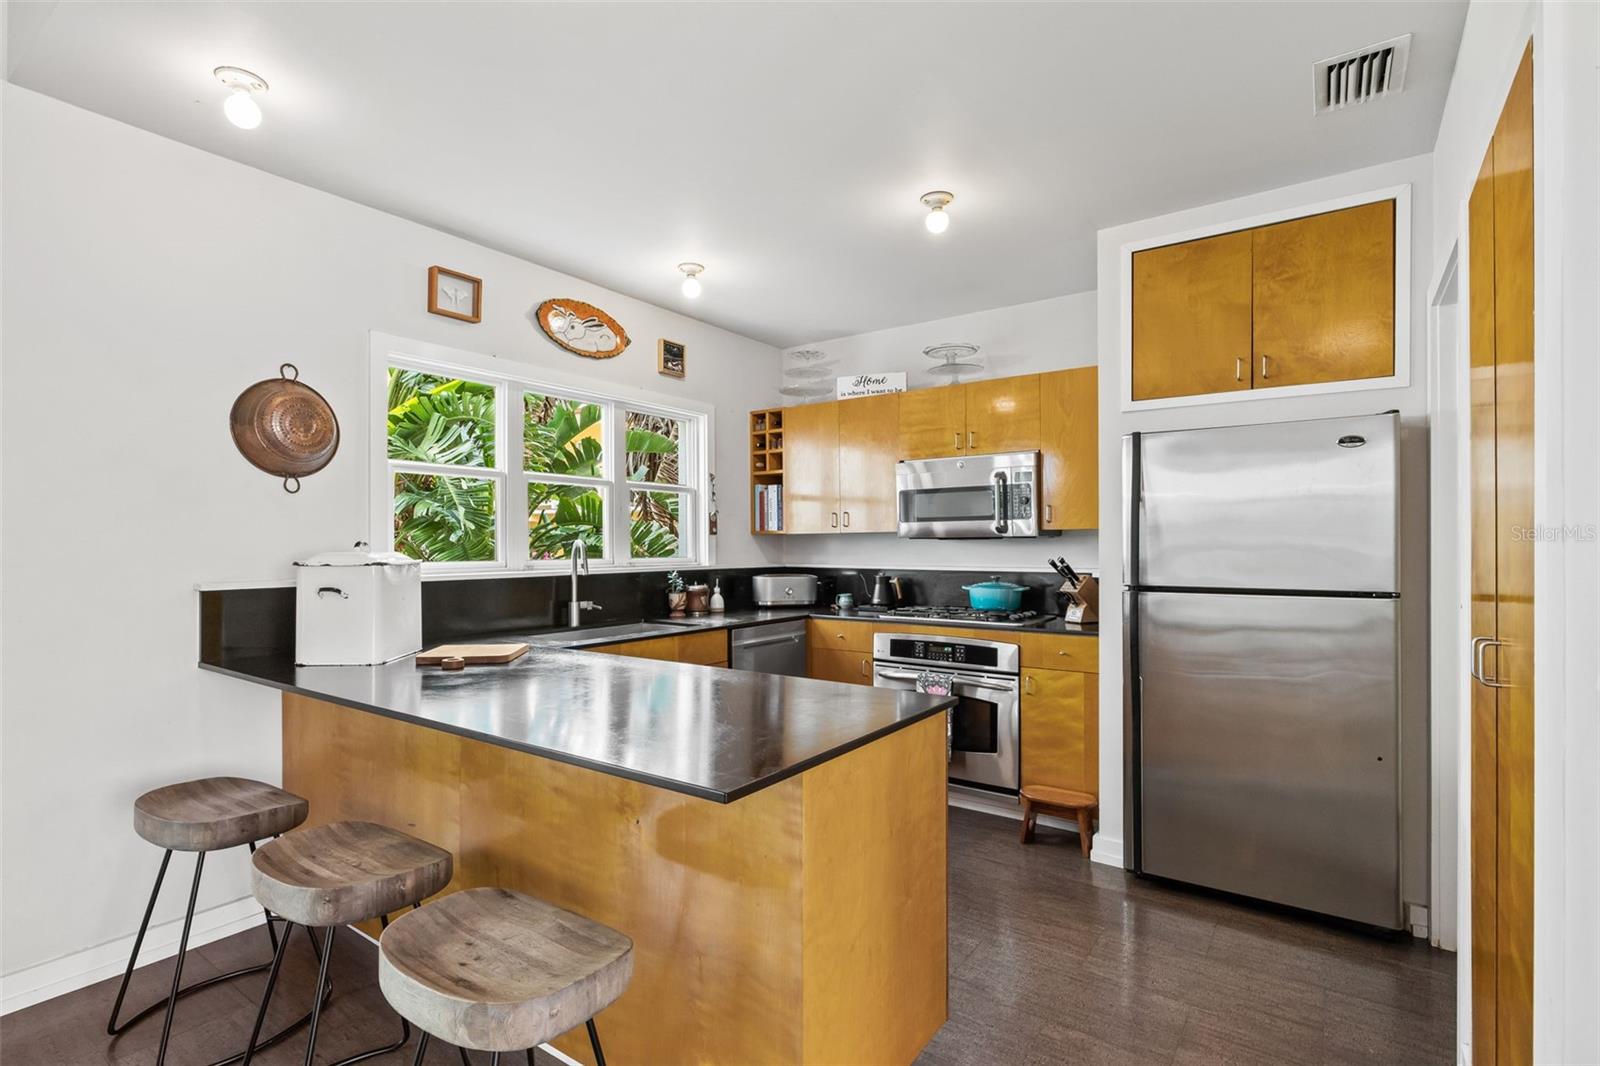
[1472, 636, 1511, 688]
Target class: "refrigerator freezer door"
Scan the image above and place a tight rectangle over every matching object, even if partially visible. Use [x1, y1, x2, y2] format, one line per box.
[1133, 413, 1398, 592]
[1136, 591, 1401, 928]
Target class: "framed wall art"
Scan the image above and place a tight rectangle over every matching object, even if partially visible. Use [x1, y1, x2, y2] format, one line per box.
[535, 298, 630, 358]
[427, 266, 482, 323]
[658, 338, 686, 378]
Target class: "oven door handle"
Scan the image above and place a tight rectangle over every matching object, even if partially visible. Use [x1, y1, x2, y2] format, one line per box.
[873, 667, 1019, 694]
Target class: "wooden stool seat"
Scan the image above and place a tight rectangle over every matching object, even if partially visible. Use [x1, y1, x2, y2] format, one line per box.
[1019, 784, 1098, 857]
[379, 887, 634, 1053]
[250, 821, 453, 928]
[133, 776, 308, 852]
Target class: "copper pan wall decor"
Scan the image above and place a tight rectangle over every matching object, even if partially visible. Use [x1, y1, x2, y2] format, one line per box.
[229, 363, 340, 493]
[535, 298, 630, 358]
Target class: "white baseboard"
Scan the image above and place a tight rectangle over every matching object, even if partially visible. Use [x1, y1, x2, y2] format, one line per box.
[947, 787, 1127, 866]
[1089, 835, 1124, 869]
[0, 896, 265, 1016]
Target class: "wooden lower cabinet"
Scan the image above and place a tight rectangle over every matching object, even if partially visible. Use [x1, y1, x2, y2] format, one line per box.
[809, 646, 873, 686]
[1019, 669, 1098, 796]
[593, 630, 728, 666]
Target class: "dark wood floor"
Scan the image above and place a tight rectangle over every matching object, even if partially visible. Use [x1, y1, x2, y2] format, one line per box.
[1, 807, 1454, 1065]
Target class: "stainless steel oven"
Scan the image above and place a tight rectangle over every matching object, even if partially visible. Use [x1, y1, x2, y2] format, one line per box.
[896, 451, 1040, 539]
[871, 632, 1020, 793]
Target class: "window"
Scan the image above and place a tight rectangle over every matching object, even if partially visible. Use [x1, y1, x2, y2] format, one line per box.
[378, 339, 709, 573]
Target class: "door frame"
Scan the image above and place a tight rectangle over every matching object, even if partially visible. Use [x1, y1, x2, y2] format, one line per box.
[1117, 183, 1413, 412]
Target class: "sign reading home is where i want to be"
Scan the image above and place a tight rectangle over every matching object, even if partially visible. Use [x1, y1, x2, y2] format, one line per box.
[836, 372, 908, 399]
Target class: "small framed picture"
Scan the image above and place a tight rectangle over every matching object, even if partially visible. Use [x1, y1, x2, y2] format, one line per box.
[427, 266, 482, 323]
[658, 338, 686, 378]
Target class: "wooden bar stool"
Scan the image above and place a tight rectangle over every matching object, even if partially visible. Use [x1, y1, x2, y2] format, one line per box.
[109, 776, 312, 1066]
[1019, 784, 1098, 858]
[240, 820, 453, 1066]
[378, 887, 634, 1066]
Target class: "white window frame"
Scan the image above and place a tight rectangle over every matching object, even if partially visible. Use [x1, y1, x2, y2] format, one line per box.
[370, 331, 712, 578]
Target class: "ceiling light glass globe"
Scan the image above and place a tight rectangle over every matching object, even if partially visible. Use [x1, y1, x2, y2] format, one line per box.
[924, 208, 950, 234]
[224, 91, 262, 130]
[681, 275, 702, 299]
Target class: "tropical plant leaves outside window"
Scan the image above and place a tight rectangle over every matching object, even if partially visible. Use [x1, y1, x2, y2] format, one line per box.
[630, 490, 681, 559]
[625, 411, 682, 485]
[529, 483, 604, 561]
[387, 370, 495, 467]
[393, 473, 497, 562]
[526, 393, 604, 476]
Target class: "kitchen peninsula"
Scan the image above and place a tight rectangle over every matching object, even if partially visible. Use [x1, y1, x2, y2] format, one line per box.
[203, 639, 954, 1065]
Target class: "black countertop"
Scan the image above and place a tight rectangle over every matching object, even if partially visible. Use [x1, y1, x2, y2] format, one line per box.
[202, 638, 954, 805]
[641, 607, 1100, 639]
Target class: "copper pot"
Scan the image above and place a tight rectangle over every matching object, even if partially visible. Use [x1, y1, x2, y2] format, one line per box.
[685, 584, 711, 616]
[229, 363, 339, 493]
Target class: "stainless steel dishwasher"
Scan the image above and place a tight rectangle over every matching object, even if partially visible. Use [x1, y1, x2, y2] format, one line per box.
[730, 620, 807, 676]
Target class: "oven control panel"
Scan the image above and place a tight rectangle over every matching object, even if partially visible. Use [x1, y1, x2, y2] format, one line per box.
[884, 638, 1002, 670]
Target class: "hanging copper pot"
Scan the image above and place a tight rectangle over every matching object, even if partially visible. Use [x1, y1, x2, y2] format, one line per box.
[229, 363, 340, 493]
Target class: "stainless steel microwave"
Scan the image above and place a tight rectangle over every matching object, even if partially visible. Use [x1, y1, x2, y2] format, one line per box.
[896, 451, 1041, 539]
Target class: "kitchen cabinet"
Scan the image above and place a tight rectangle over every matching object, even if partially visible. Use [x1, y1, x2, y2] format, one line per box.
[898, 386, 967, 460]
[783, 401, 840, 533]
[837, 393, 901, 532]
[1131, 230, 1253, 401]
[808, 618, 874, 653]
[1020, 669, 1097, 796]
[1252, 199, 1395, 388]
[1130, 199, 1395, 401]
[963, 375, 1040, 455]
[808, 646, 872, 686]
[1039, 367, 1098, 530]
[594, 630, 728, 667]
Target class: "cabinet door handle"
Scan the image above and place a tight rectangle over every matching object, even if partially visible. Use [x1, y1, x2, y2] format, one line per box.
[837, 632, 846, 640]
[859, 658, 868, 678]
[842, 511, 850, 528]
[954, 431, 962, 451]
[1260, 355, 1271, 380]
[1024, 675, 1035, 695]
[1045, 504, 1054, 524]
[1235, 357, 1244, 382]
[831, 512, 839, 528]
[968, 430, 976, 449]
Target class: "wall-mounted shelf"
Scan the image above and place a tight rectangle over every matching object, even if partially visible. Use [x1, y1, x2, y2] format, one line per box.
[750, 409, 784, 534]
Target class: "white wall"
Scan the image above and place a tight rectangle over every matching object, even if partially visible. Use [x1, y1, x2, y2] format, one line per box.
[1091, 155, 1437, 914]
[1428, 2, 1600, 1061]
[778, 292, 1100, 574]
[0, 86, 782, 998]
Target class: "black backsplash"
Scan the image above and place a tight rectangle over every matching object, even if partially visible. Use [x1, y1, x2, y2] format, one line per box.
[199, 565, 1077, 662]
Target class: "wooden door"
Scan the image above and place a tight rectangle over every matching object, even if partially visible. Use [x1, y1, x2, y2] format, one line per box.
[964, 375, 1040, 455]
[1252, 199, 1396, 387]
[837, 393, 901, 532]
[1019, 669, 1096, 795]
[1131, 231, 1253, 400]
[898, 385, 966, 460]
[783, 401, 840, 534]
[1039, 367, 1098, 530]
[1469, 40, 1534, 1066]
[808, 647, 871, 686]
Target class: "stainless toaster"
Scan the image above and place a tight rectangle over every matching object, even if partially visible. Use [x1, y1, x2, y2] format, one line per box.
[752, 573, 818, 607]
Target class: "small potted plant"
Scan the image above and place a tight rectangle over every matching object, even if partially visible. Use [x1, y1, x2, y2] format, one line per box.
[665, 571, 688, 618]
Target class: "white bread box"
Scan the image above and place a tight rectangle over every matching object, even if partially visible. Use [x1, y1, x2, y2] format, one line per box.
[294, 542, 422, 665]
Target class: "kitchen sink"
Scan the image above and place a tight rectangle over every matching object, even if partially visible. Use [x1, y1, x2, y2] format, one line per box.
[523, 622, 689, 648]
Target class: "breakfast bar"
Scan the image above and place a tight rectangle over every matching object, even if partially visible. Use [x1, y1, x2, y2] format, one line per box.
[204, 645, 954, 1065]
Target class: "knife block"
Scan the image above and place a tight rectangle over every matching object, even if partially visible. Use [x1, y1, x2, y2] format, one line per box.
[1057, 575, 1099, 624]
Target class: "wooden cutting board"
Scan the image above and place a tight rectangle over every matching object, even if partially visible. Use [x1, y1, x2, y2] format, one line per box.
[416, 643, 529, 666]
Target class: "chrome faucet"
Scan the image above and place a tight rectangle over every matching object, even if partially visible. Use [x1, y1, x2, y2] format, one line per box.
[569, 539, 600, 626]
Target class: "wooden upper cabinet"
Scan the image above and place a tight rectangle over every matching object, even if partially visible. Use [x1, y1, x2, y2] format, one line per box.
[837, 393, 900, 533]
[964, 375, 1040, 455]
[783, 401, 839, 534]
[1131, 230, 1253, 400]
[898, 385, 967, 460]
[1252, 199, 1395, 387]
[1039, 367, 1097, 530]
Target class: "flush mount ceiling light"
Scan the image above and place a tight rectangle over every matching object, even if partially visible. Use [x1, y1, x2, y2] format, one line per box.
[214, 66, 268, 129]
[921, 191, 954, 234]
[678, 262, 705, 299]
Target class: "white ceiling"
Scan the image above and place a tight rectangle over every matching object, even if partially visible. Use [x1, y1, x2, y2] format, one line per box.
[6, 1, 1465, 347]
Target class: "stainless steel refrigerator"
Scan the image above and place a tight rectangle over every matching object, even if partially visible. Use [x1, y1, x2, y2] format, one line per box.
[1122, 412, 1402, 929]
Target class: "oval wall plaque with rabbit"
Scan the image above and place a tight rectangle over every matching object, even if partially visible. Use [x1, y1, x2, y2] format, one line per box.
[535, 298, 631, 359]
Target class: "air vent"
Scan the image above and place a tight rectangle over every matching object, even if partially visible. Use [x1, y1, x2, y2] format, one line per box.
[1314, 34, 1411, 114]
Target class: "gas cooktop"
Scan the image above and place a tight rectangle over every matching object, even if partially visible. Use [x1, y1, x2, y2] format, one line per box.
[869, 605, 1051, 629]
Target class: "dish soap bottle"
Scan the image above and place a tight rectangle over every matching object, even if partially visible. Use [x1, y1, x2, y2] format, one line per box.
[709, 578, 726, 613]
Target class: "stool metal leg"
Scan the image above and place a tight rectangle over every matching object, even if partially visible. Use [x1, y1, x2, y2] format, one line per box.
[240, 917, 295, 1066]
[302, 925, 338, 1066]
[215, 923, 328, 1066]
[587, 1018, 607, 1066]
[153, 851, 206, 1065]
[321, 911, 416, 1066]
[411, 1032, 431, 1066]
[106, 849, 173, 1034]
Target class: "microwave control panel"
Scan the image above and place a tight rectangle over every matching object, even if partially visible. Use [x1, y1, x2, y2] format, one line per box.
[1006, 470, 1033, 520]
